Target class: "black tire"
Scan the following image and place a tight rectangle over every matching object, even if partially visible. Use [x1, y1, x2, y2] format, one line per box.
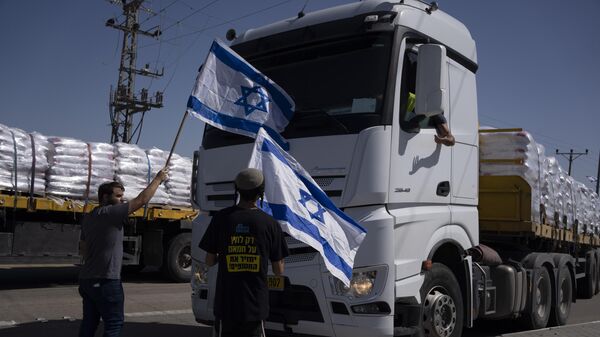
[164, 232, 192, 283]
[549, 264, 572, 326]
[577, 252, 595, 299]
[420, 263, 464, 337]
[523, 267, 552, 330]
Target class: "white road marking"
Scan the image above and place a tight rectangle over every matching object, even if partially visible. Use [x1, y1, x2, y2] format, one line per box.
[0, 309, 193, 328]
[0, 321, 17, 328]
[501, 320, 600, 336]
[125, 309, 193, 317]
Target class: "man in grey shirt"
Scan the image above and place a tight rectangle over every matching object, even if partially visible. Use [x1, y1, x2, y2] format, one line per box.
[78, 167, 168, 337]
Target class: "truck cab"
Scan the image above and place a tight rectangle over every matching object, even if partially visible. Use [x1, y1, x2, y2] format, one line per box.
[191, 1, 479, 336]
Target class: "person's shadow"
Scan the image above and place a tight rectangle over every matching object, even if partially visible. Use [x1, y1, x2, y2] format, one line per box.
[409, 144, 442, 175]
[0, 319, 212, 337]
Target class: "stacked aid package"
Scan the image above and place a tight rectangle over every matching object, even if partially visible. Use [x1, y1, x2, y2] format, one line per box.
[0, 124, 50, 195]
[480, 129, 599, 234]
[0, 123, 192, 207]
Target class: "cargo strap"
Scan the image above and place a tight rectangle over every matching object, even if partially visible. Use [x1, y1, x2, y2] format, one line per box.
[84, 143, 92, 207]
[28, 133, 36, 210]
[10, 131, 17, 209]
[143, 152, 151, 218]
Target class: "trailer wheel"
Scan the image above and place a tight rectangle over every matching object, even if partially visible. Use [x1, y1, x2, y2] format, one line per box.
[549, 264, 572, 326]
[164, 232, 192, 283]
[420, 263, 464, 337]
[523, 267, 552, 330]
[577, 252, 595, 299]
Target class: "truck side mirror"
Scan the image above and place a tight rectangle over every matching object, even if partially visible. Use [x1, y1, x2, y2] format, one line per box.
[415, 44, 448, 117]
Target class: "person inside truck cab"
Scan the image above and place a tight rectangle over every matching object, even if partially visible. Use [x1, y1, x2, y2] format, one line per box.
[401, 50, 455, 146]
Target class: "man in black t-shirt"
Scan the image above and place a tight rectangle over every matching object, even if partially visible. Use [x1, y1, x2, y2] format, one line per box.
[200, 168, 289, 337]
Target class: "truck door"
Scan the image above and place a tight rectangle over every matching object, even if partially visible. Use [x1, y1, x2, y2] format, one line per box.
[389, 44, 452, 206]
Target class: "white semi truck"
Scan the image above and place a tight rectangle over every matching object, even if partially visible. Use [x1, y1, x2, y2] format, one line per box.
[189, 1, 600, 336]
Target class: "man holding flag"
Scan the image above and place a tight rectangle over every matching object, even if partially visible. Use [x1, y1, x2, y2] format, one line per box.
[189, 38, 367, 332]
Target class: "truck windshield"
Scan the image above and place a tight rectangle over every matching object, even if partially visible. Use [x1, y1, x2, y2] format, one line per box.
[202, 31, 394, 149]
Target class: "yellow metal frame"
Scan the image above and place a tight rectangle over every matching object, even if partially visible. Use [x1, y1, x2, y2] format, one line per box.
[479, 175, 599, 246]
[0, 193, 197, 221]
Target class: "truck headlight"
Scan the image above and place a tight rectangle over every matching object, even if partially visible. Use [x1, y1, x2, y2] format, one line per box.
[330, 269, 379, 298]
[191, 261, 209, 288]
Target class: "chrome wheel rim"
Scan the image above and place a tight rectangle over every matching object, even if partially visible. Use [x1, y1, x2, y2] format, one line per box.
[535, 274, 550, 318]
[177, 246, 192, 271]
[558, 276, 571, 314]
[423, 287, 457, 337]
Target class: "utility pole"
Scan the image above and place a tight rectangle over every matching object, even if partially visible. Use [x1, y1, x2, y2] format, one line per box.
[555, 148, 588, 176]
[106, 0, 164, 143]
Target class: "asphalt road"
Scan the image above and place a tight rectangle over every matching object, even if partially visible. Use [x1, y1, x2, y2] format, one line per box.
[1, 265, 599, 337]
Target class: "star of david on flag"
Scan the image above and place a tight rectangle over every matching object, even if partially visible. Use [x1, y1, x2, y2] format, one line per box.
[235, 86, 270, 115]
[248, 128, 367, 286]
[186, 39, 294, 149]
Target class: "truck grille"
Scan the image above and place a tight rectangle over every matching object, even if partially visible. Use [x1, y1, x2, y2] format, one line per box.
[203, 176, 345, 210]
[269, 284, 324, 323]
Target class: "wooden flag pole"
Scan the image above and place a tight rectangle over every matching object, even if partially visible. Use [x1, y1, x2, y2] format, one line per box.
[166, 110, 189, 166]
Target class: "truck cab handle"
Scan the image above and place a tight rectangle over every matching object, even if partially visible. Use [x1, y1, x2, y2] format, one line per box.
[437, 181, 450, 197]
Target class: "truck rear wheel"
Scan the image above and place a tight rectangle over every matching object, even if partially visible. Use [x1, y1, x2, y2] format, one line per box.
[164, 232, 192, 283]
[420, 263, 464, 337]
[577, 252, 596, 299]
[549, 264, 572, 326]
[523, 267, 552, 330]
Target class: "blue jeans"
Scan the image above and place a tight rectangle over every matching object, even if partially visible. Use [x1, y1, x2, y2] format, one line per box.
[78, 279, 124, 337]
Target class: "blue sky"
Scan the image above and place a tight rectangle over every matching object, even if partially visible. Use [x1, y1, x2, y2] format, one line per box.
[0, 0, 598, 190]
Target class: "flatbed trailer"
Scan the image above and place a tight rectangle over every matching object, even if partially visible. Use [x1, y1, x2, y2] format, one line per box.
[0, 191, 198, 282]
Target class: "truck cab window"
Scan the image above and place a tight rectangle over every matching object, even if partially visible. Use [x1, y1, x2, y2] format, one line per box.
[399, 48, 435, 131]
[202, 30, 394, 149]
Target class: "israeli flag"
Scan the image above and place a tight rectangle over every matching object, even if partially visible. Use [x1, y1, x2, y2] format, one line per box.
[187, 39, 294, 149]
[249, 128, 367, 286]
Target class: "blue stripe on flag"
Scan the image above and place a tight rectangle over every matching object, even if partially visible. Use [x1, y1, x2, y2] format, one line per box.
[264, 202, 353, 279]
[260, 138, 367, 233]
[187, 96, 289, 150]
[210, 41, 294, 122]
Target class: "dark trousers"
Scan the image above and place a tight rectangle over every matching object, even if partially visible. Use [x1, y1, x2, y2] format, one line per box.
[214, 320, 265, 337]
[78, 279, 124, 337]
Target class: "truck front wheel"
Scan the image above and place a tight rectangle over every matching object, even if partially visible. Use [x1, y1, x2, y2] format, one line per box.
[164, 232, 192, 283]
[420, 263, 464, 337]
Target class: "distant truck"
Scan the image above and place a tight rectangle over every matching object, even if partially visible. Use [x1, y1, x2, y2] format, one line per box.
[0, 191, 197, 282]
[189, 1, 600, 336]
[0, 125, 197, 283]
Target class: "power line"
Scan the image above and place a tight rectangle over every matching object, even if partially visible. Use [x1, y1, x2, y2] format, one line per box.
[161, 0, 220, 33]
[555, 149, 589, 176]
[156, 0, 296, 95]
[138, 0, 180, 25]
[142, 0, 296, 48]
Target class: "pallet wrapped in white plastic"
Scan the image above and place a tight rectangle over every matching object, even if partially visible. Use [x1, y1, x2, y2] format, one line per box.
[480, 131, 545, 223]
[0, 124, 51, 195]
[0, 123, 192, 207]
[480, 130, 598, 230]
